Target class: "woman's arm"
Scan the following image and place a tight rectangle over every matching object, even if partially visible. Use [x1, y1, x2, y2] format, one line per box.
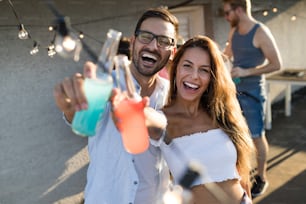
[144, 107, 167, 140]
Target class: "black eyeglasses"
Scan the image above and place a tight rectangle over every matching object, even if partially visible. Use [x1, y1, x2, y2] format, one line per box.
[224, 9, 233, 16]
[135, 30, 175, 49]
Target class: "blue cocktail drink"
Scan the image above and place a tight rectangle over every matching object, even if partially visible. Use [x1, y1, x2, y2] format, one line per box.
[71, 29, 122, 137]
[72, 74, 113, 136]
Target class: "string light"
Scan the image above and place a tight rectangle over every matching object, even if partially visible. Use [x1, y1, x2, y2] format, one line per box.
[160, 141, 203, 204]
[18, 24, 29, 40]
[259, 6, 299, 23]
[262, 10, 269, 16]
[7, 0, 31, 40]
[163, 185, 185, 204]
[30, 41, 39, 55]
[53, 16, 82, 61]
[162, 163, 199, 204]
[45, 0, 83, 61]
[79, 32, 84, 39]
[48, 43, 56, 57]
[47, 31, 57, 58]
[4, 0, 305, 58]
[48, 25, 54, 31]
[291, 15, 297, 21]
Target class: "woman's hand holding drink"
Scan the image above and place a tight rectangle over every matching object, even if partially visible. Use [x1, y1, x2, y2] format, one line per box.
[112, 55, 150, 154]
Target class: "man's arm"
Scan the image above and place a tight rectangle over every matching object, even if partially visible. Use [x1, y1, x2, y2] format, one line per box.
[254, 23, 282, 74]
[144, 107, 167, 140]
[223, 27, 235, 59]
[232, 24, 282, 78]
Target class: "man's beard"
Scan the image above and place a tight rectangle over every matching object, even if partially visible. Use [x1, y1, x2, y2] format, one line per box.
[132, 60, 165, 77]
[131, 50, 170, 77]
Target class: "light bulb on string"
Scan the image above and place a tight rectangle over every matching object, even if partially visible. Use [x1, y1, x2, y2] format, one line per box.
[56, 35, 76, 52]
[79, 32, 84, 39]
[272, 7, 278, 13]
[48, 43, 56, 57]
[54, 16, 82, 61]
[163, 185, 194, 204]
[7, 0, 29, 40]
[163, 161, 203, 204]
[291, 15, 297, 21]
[262, 10, 269, 16]
[48, 25, 54, 31]
[47, 28, 57, 58]
[18, 24, 29, 40]
[163, 185, 184, 204]
[30, 41, 39, 55]
[45, 1, 94, 61]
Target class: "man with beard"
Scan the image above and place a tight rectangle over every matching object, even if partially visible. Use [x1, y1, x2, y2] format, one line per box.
[222, 0, 282, 198]
[53, 8, 178, 204]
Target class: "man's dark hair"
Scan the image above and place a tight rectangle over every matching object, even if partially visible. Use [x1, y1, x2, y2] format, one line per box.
[134, 7, 179, 39]
[222, 0, 250, 13]
[117, 37, 131, 59]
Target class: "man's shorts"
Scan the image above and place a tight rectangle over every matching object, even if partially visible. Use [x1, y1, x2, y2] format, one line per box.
[237, 89, 266, 138]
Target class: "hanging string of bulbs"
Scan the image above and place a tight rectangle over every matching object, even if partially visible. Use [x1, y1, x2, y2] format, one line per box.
[5, 0, 103, 60]
[5, 0, 191, 60]
[6, 0, 52, 57]
[6, 0, 305, 59]
[6, 0, 40, 55]
[260, 5, 302, 21]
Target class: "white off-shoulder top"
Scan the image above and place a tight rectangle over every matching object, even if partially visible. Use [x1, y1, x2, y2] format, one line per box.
[151, 128, 240, 187]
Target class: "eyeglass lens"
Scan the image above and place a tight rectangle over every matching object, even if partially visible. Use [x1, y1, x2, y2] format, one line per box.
[136, 30, 174, 48]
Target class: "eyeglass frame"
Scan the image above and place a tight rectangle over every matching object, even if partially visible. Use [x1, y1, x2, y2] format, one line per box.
[135, 30, 175, 49]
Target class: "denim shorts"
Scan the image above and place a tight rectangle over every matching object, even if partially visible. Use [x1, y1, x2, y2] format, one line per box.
[237, 90, 265, 138]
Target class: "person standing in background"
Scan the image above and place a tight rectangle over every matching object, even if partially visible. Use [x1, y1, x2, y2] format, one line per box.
[222, 0, 282, 198]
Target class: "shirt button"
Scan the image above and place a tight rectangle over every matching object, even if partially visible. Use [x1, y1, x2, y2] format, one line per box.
[134, 181, 138, 185]
[132, 159, 135, 163]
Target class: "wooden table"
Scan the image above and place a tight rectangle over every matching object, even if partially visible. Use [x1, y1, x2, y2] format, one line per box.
[265, 69, 306, 130]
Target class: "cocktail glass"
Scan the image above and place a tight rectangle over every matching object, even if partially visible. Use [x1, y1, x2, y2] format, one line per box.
[72, 74, 113, 136]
